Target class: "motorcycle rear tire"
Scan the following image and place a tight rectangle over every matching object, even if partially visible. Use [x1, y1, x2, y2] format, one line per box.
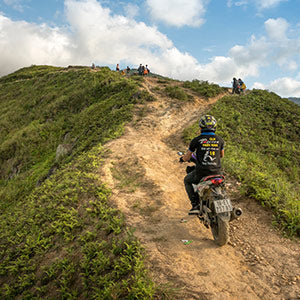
[211, 216, 229, 246]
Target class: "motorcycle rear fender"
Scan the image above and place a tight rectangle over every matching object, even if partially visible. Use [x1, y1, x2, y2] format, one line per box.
[193, 181, 210, 194]
[217, 212, 231, 222]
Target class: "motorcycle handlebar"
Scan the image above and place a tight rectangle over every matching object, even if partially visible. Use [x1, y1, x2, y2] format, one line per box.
[177, 151, 197, 164]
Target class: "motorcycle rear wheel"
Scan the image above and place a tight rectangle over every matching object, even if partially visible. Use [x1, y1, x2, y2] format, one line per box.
[211, 216, 229, 246]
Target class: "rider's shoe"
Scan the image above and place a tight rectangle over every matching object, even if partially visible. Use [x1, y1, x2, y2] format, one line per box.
[188, 205, 200, 215]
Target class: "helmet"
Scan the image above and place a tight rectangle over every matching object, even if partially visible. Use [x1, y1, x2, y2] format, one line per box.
[199, 115, 217, 131]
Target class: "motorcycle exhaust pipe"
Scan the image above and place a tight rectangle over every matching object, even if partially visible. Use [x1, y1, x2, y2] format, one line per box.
[230, 207, 243, 221]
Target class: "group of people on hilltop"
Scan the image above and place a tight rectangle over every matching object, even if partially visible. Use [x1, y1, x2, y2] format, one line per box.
[115, 64, 131, 75]
[232, 77, 246, 94]
[115, 63, 150, 76]
[137, 64, 150, 76]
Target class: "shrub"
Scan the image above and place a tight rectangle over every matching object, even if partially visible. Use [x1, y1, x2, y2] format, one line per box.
[183, 79, 227, 99]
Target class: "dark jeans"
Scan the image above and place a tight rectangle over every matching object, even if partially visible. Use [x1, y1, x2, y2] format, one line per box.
[184, 169, 215, 206]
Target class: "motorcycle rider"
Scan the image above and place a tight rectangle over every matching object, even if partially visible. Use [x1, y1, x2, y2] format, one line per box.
[179, 115, 225, 215]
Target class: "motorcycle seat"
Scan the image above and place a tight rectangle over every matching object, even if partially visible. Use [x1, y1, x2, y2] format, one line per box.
[200, 174, 225, 182]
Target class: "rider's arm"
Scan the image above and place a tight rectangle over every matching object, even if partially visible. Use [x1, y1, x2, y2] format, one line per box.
[182, 150, 193, 162]
[220, 149, 224, 158]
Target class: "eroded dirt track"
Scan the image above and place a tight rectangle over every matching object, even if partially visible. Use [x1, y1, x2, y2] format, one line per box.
[101, 77, 300, 300]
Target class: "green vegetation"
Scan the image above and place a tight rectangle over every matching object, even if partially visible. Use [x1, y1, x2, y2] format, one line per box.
[0, 65, 148, 207]
[0, 145, 155, 299]
[0, 65, 159, 298]
[183, 89, 300, 236]
[164, 85, 190, 101]
[183, 79, 228, 99]
[1, 64, 299, 298]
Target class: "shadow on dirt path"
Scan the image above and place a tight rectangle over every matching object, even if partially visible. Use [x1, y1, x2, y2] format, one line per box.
[100, 77, 300, 300]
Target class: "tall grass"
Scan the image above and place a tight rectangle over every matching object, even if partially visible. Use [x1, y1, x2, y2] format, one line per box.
[183, 89, 300, 236]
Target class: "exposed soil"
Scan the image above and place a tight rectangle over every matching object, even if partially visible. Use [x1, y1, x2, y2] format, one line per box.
[101, 77, 300, 300]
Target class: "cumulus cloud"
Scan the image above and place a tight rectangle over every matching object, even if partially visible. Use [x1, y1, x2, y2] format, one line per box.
[124, 3, 139, 19]
[229, 35, 270, 71]
[253, 77, 300, 97]
[227, 18, 300, 83]
[227, 0, 287, 10]
[0, 0, 207, 80]
[146, 0, 208, 27]
[0, 14, 71, 75]
[64, 0, 174, 64]
[265, 18, 288, 41]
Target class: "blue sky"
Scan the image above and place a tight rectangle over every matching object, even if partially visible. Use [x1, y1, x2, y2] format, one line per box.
[1, 0, 300, 97]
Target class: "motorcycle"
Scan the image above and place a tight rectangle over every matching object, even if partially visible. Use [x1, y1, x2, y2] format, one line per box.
[179, 152, 242, 246]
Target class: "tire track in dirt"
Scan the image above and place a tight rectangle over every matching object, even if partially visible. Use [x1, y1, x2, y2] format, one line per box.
[100, 77, 300, 300]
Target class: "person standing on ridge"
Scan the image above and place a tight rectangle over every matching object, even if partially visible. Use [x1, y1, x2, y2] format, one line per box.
[238, 78, 246, 93]
[146, 64, 150, 74]
[138, 64, 143, 75]
[116, 64, 120, 71]
[179, 115, 225, 215]
[232, 77, 238, 94]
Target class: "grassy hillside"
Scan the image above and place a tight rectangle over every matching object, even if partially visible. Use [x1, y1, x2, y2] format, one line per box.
[184, 90, 300, 236]
[0, 66, 157, 299]
[1, 64, 298, 298]
[0, 65, 149, 206]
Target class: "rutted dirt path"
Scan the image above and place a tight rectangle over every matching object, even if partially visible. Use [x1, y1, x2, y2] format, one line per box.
[101, 77, 300, 299]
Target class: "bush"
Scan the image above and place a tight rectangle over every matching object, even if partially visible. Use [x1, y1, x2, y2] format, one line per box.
[183, 79, 227, 99]
[164, 85, 189, 101]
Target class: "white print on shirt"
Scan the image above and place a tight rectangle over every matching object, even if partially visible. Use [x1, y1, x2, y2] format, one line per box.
[199, 138, 208, 144]
[203, 151, 216, 163]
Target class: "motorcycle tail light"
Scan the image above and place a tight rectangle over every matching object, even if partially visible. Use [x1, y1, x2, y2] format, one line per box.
[211, 178, 223, 185]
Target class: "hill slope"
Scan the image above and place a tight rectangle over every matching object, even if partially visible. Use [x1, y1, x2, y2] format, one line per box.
[184, 90, 300, 235]
[101, 77, 300, 299]
[0, 66, 158, 299]
[0, 66, 299, 299]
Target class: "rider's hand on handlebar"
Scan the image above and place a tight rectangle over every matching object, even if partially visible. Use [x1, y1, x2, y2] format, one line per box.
[179, 157, 184, 163]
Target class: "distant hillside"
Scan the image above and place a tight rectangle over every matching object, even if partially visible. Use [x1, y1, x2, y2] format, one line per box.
[184, 89, 300, 235]
[288, 97, 300, 105]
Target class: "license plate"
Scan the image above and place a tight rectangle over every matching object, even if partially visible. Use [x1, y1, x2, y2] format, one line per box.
[214, 199, 233, 213]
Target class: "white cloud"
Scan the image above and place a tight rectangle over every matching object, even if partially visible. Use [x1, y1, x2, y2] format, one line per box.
[229, 35, 270, 70]
[0, 14, 71, 75]
[124, 3, 139, 19]
[227, 0, 287, 10]
[227, 18, 300, 78]
[146, 0, 208, 27]
[3, 0, 24, 12]
[64, 0, 174, 63]
[0, 0, 207, 80]
[284, 60, 298, 72]
[265, 18, 288, 41]
[253, 77, 300, 97]
[255, 0, 287, 10]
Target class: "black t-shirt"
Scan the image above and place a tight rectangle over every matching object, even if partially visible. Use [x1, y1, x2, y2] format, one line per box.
[189, 132, 225, 174]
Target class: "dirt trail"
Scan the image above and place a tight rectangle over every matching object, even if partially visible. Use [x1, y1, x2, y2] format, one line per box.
[101, 77, 300, 300]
